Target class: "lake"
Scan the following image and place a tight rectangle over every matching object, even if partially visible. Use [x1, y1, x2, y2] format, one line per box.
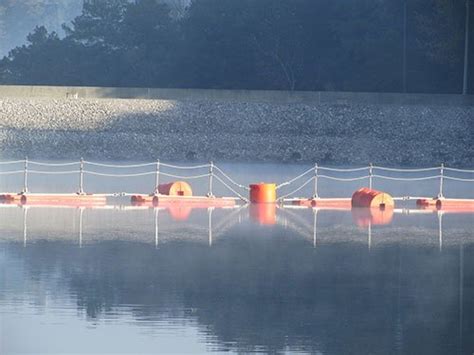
[0, 161, 473, 354]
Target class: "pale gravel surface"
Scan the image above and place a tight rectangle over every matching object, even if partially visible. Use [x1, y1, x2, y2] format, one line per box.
[0, 97, 472, 166]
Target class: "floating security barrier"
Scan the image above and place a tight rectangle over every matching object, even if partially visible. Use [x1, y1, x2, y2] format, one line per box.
[351, 188, 394, 209]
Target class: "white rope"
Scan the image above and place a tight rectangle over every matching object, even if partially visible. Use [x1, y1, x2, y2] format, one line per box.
[318, 166, 368, 172]
[372, 174, 440, 181]
[29, 170, 79, 175]
[318, 175, 369, 182]
[160, 162, 210, 169]
[213, 174, 248, 202]
[0, 160, 25, 165]
[276, 167, 314, 189]
[84, 170, 156, 177]
[278, 176, 315, 201]
[213, 165, 250, 190]
[84, 161, 156, 168]
[444, 167, 474, 173]
[372, 165, 439, 172]
[443, 176, 474, 182]
[29, 160, 78, 167]
[159, 172, 210, 179]
[0, 170, 24, 175]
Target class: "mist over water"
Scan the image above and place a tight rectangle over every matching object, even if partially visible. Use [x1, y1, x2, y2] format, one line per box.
[0, 161, 473, 354]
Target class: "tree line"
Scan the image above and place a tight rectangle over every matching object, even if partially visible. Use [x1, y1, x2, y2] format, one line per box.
[0, 0, 472, 94]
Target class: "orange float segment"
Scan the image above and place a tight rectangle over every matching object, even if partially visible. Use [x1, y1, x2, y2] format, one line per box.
[351, 188, 394, 209]
[157, 181, 193, 196]
[249, 183, 277, 203]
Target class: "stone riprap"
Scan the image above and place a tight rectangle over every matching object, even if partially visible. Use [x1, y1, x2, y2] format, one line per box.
[0, 97, 472, 166]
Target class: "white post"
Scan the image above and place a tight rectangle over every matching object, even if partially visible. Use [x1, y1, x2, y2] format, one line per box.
[313, 163, 319, 199]
[208, 161, 214, 197]
[369, 163, 373, 189]
[155, 159, 160, 194]
[438, 163, 444, 199]
[78, 158, 84, 194]
[22, 157, 28, 194]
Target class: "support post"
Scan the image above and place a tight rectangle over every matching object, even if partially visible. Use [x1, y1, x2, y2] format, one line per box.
[313, 163, 319, 199]
[438, 163, 444, 199]
[369, 163, 373, 189]
[207, 161, 214, 197]
[22, 157, 28, 194]
[78, 158, 84, 195]
[155, 159, 160, 194]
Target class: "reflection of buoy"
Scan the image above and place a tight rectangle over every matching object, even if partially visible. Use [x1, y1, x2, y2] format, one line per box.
[352, 207, 394, 227]
[351, 188, 394, 209]
[249, 183, 276, 203]
[249, 203, 277, 225]
[166, 205, 193, 221]
[158, 181, 193, 196]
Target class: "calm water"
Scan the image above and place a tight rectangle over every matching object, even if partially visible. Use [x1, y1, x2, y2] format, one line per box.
[0, 162, 473, 354]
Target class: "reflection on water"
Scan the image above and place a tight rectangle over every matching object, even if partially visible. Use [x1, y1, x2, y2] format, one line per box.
[0, 204, 473, 354]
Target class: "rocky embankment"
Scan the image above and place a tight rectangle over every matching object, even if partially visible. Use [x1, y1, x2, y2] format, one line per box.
[0, 97, 472, 166]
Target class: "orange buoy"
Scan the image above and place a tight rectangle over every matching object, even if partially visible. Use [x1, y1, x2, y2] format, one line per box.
[157, 181, 192, 196]
[351, 187, 394, 209]
[249, 183, 276, 204]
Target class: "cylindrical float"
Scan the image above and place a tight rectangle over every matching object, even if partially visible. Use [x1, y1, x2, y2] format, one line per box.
[157, 181, 193, 196]
[351, 187, 394, 209]
[249, 183, 276, 204]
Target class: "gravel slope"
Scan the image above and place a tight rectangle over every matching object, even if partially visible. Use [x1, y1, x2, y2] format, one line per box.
[0, 97, 472, 166]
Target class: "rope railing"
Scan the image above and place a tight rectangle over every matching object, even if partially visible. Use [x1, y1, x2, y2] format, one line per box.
[1, 158, 473, 201]
[213, 165, 250, 191]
